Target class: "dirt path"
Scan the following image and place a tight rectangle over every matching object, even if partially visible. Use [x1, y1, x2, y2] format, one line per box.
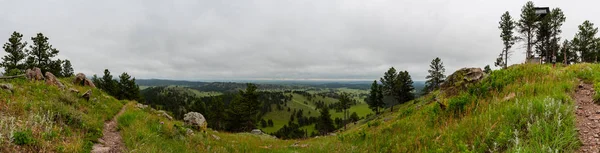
[575, 81, 600, 152]
[91, 105, 127, 153]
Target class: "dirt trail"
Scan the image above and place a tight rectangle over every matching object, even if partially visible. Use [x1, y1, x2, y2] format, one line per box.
[575, 81, 600, 152]
[91, 105, 127, 153]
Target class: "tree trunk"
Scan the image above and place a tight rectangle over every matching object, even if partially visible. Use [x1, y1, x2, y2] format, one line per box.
[0, 74, 25, 79]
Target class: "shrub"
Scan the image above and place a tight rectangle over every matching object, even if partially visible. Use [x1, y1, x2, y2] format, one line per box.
[12, 129, 35, 146]
[447, 92, 475, 116]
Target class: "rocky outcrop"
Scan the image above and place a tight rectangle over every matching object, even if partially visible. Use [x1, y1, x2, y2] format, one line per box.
[74, 73, 86, 85]
[441, 67, 486, 96]
[26, 67, 43, 81]
[73, 73, 96, 88]
[183, 112, 207, 131]
[82, 89, 92, 101]
[84, 79, 96, 88]
[45, 72, 65, 89]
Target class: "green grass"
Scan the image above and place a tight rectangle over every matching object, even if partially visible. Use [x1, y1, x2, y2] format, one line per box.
[260, 93, 373, 134]
[118, 63, 597, 152]
[0, 77, 125, 152]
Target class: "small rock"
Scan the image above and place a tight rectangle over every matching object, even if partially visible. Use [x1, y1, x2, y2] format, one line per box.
[251, 129, 263, 135]
[82, 89, 92, 101]
[503, 92, 516, 101]
[584, 130, 589, 133]
[212, 134, 221, 140]
[157, 110, 173, 120]
[69, 88, 80, 93]
[595, 134, 599, 138]
[135, 103, 148, 109]
[186, 128, 194, 136]
[160, 121, 164, 124]
[579, 84, 585, 88]
[0, 83, 13, 92]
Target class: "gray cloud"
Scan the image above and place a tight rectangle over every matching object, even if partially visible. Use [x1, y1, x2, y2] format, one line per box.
[0, 0, 597, 81]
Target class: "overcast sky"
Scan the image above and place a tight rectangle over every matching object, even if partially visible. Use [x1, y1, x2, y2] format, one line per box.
[0, 0, 598, 81]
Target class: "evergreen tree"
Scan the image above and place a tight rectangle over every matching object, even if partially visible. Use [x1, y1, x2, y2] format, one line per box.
[397, 71, 415, 103]
[484, 65, 492, 74]
[557, 40, 577, 64]
[207, 97, 226, 130]
[315, 106, 334, 135]
[497, 11, 517, 68]
[337, 92, 352, 130]
[26, 33, 60, 74]
[268, 119, 274, 127]
[380, 67, 399, 111]
[549, 8, 566, 63]
[101, 69, 117, 96]
[367, 80, 384, 114]
[226, 83, 261, 132]
[424, 57, 446, 93]
[61, 59, 74, 77]
[572, 20, 599, 63]
[48, 59, 63, 77]
[535, 11, 552, 63]
[1, 31, 28, 75]
[517, 1, 537, 59]
[91, 74, 102, 87]
[118, 72, 141, 100]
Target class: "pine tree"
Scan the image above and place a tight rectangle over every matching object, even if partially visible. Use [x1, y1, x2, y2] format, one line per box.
[380, 67, 398, 111]
[315, 106, 334, 135]
[557, 40, 576, 65]
[572, 20, 599, 63]
[497, 11, 517, 68]
[1, 31, 28, 75]
[484, 65, 492, 74]
[26, 33, 60, 74]
[101, 69, 117, 96]
[397, 71, 415, 103]
[337, 92, 352, 130]
[61, 59, 74, 77]
[535, 12, 552, 63]
[367, 80, 384, 114]
[549, 8, 566, 63]
[423, 57, 446, 93]
[226, 83, 261, 132]
[518, 1, 538, 59]
[118, 72, 140, 100]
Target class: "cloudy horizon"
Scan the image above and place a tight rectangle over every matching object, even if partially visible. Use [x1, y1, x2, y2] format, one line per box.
[0, 0, 598, 81]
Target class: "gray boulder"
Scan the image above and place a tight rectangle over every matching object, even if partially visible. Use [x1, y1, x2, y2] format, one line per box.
[184, 112, 207, 130]
[26, 67, 43, 81]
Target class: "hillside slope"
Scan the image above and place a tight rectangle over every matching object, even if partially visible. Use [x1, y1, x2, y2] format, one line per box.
[116, 63, 600, 152]
[3, 63, 599, 152]
[0, 77, 125, 152]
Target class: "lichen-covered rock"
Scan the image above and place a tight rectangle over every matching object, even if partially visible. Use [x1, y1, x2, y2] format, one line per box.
[45, 72, 65, 89]
[440, 67, 486, 96]
[73, 73, 86, 85]
[69, 88, 80, 93]
[73, 73, 96, 88]
[183, 112, 207, 131]
[84, 79, 96, 88]
[26, 67, 43, 81]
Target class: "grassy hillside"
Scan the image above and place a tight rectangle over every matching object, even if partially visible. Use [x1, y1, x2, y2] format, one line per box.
[0, 77, 125, 152]
[6, 63, 598, 152]
[117, 63, 600, 152]
[259, 93, 373, 134]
